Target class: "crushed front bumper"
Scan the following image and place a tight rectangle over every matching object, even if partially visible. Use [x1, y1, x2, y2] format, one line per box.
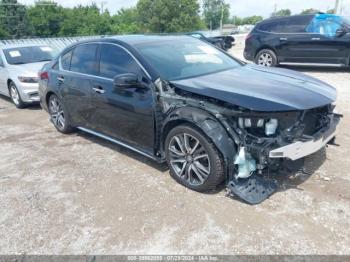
[269, 114, 340, 161]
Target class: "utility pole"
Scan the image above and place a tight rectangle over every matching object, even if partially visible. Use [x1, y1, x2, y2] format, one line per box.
[100, 1, 107, 14]
[220, 1, 224, 33]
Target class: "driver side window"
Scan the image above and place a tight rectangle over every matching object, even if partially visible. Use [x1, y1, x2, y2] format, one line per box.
[307, 17, 342, 38]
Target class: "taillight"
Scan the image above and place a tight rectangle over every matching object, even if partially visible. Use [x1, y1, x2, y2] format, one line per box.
[39, 71, 49, 81]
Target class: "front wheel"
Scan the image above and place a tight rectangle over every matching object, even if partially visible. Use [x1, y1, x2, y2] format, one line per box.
[48, 94, 73, 134]
[255, 49, 278, 67]
[165, 124, 224, 192]
[9, 82, 25, 109]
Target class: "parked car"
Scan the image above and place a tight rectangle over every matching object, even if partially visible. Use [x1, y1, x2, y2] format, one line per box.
[244, 14, 350, 67]
[187, 31, 235, 50]
[0, 44, 55, 108]
[39, 36, 340, 204]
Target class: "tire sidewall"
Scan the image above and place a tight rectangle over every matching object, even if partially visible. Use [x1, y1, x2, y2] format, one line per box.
[48, 94, 72, 134]
[255, 49, 278, 67]
[9, 82, 25, 108]
[165, 124, 224, 192]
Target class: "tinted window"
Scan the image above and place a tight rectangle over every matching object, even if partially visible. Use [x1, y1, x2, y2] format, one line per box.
[259, 20, 288, 33]
[3, 46, 54, 65]
[135, 38, 241, 80]
[61, 50, 72, 70]
[99, 44, 141, 79]
[70, 44, 98, 75]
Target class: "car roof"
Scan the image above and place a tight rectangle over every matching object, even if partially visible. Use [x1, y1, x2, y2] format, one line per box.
[0, 43, 50, 50]
[259, 14, 315, 24]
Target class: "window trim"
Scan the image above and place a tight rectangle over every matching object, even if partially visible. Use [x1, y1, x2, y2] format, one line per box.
[59, 42, 151, 81]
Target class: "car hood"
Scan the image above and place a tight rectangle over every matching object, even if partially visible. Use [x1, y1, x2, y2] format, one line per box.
[170, 64, 337, 112]
[8, 61, 49, 77]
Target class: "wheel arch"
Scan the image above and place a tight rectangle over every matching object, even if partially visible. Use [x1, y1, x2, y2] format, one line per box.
[161, 106, 237, 180]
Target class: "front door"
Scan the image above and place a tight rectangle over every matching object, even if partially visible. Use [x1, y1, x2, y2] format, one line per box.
[89, 43, 155, 152]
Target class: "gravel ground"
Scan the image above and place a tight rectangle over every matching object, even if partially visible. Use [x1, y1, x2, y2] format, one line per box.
[0, 42, 349, 255]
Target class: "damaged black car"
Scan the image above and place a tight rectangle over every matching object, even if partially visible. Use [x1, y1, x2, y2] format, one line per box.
[38, 35, 341, 204]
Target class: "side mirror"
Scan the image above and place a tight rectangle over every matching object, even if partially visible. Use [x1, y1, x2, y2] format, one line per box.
[335, 28, 346, 37]
[113, 73, 140, 88]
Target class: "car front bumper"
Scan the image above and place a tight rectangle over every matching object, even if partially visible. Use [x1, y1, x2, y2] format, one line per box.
[18, 82, 40, 103]
[269, 114, 340, 161]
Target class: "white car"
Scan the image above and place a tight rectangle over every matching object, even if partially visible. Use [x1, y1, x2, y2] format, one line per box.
[0, 44, 54, 108]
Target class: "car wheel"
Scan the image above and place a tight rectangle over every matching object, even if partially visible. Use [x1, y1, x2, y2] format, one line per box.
[9, 82, 25, 108]
[255, 49, 278, 67]
[165, 124, 224, 192]
[48, 94, 73, 134]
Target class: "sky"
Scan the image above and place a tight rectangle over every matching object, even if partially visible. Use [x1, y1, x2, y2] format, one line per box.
[19, 0, 349, 18]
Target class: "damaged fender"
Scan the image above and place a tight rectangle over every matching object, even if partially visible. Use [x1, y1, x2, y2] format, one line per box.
[161, 106, 237, 180]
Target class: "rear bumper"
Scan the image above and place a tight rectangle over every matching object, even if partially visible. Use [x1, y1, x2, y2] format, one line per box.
[269, 115, 340, 161]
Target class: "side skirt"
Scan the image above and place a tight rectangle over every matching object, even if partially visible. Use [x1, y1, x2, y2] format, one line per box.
[77, 127, 161, 162]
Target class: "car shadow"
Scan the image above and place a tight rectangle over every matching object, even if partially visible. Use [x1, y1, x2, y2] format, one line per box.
[0, 94, 42, 110]
[76, 128, 328, 201]
[276, 147, 327, 192]
[76, 130, 169, 173]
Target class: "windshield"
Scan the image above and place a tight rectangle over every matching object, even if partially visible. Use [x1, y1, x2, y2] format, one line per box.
[135, 38, 241, 80]
[3, 46, 54, 65]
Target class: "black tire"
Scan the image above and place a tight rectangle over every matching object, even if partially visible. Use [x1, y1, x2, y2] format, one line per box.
[48, 94, 73, 134]
[8, 82, 25, 109]
[255, 49, 278, 67]
[165, 124, 224, 192]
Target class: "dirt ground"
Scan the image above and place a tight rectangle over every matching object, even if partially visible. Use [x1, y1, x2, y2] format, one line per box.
[0, 42, 349, 255]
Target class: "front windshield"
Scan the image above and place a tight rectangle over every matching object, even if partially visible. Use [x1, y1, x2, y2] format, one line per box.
[135, 38, 241, 80]
[3, 46, 54, 65]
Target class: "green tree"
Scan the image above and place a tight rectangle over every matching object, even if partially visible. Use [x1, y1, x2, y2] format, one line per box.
[59, 4, 111, 36]
[0, 0, 33, 38]
[272, 9, 291, 17]
[137, 0, 203, 33]
[242, 15, 263, 25]
[300, 8, 320, 15]
[0, 26, 9, 38]
[111, 7, 140, 34]
[203, 0, 230, 30]
[27, 1, 65, 37]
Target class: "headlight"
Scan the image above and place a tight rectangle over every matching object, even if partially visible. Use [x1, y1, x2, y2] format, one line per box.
[238, 117, 278, 136]
[18, 76, 38, 83]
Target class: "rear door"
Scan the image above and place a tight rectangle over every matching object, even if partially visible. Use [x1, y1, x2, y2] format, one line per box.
[273, 16, 315, 62]
[58, 43, 98, 127]
[89, 43, 155, 152]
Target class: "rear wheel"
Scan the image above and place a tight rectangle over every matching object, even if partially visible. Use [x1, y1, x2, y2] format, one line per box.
[165, 124, 224, 192]
[48, 94, 73, 134]
[255, 49, 278, 67]
[9, 82, 25, 109]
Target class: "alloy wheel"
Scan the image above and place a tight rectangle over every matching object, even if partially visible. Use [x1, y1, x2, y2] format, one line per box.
[10, 86, 20, 105]
[258, 53, 273, 67]
[168, 133, 211, 186]
[49, 96, 65, 131]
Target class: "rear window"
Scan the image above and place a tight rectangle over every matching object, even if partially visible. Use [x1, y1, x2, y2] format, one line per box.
[3, 46, 54, 65]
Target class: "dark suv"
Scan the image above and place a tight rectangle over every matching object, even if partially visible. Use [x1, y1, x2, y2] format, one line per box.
[39, 35, 340, 204]
[244, 14, 350, 67]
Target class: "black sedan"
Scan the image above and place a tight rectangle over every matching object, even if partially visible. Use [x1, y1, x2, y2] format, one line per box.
[38, 35, 340, 204]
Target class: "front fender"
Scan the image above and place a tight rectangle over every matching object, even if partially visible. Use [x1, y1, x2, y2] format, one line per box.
[162, 106, 236, 180]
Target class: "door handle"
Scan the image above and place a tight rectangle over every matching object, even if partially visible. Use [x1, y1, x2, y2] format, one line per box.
[57, 75, 64, 83]
[92, 85, 105, 94]
[279, 37, 288, 41]
[311, 37, 320, 41]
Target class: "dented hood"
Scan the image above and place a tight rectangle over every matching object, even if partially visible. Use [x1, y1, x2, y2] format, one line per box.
[170, 64, 337, 111]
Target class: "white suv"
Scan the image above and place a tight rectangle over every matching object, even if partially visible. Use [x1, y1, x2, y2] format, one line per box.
[0, 44, 54, 108]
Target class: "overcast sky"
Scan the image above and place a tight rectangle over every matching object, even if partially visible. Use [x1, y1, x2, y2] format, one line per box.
[19, 0, 346, 18]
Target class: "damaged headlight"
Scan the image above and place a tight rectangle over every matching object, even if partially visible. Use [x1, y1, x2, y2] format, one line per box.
[238, 117, 278, 136]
